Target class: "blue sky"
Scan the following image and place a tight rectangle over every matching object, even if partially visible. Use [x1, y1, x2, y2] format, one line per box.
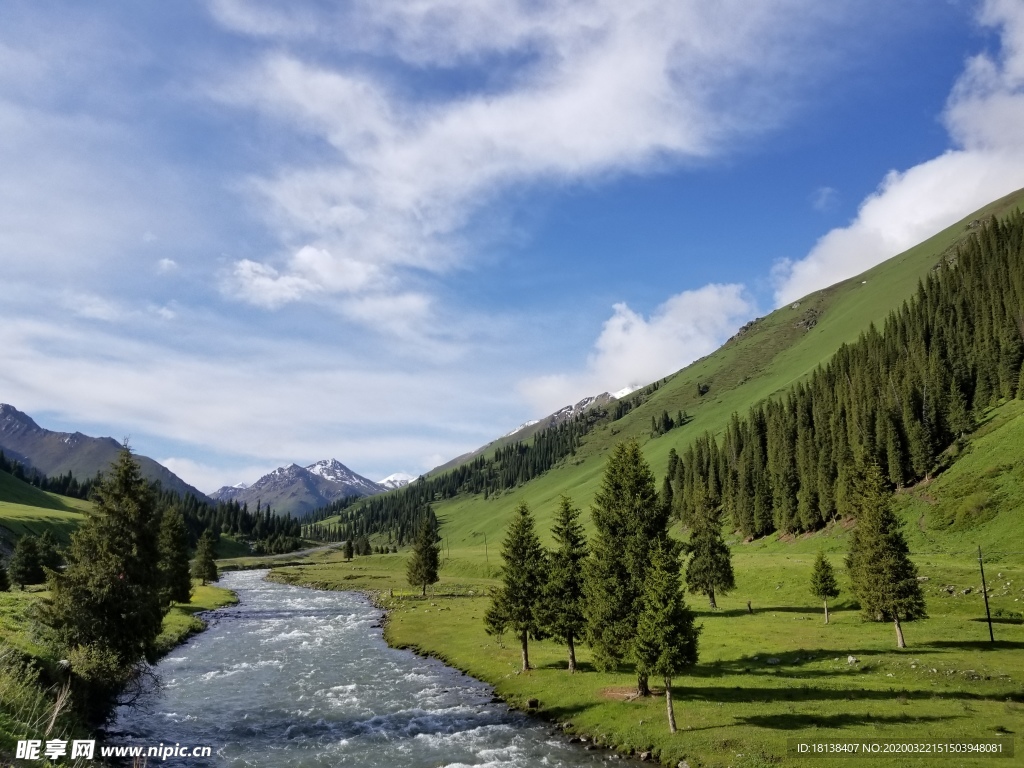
[3, 0, 1024, 493]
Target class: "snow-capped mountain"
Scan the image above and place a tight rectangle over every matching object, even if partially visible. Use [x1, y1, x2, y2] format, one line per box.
[210, 459, 385, 516]
[377, 472, 417, 490]
[307, 458, 384, 495]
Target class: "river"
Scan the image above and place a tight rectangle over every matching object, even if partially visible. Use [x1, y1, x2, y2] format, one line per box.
[110, 570, 624, 767]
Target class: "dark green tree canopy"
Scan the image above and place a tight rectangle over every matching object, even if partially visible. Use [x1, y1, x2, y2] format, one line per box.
[44, 445, 165, 665]
[635, 538, 700, 680]
[484, 502, 548, 671]
[158, 506, 193, 605]
[542, 495, 588, 672]
[406, 513, 440, 596]
[810, 551, 840, 601]
[8, 535, 45, 588]
[585, 439, 668, 677]
[684, 492, 735, 609]
[191, 529, 219, 586]
[846, 463, 926, 626]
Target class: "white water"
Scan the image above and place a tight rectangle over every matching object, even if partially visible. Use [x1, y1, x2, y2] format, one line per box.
[111, 570, 622, 767]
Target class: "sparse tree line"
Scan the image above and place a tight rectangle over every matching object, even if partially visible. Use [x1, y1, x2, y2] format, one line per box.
[670, 213, 1024, 538]
[481, 438, 924, 732]
[0, 451, 96, 499]
[649, 409, 691, 438]
[0, 447, 225, 722]
[0, 453, 303, 556]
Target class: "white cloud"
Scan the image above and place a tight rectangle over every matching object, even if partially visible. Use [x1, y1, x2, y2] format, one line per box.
[157, 257, 177, 272]
[774, 0, 1024, 305]
[61, 291, 123, 322]
[812, 186, 838, 211]
[160, 457, 277, 496]
[0, 312, 515, 485]
[211, 1, 848, 311]
[519, 283, 754, 414]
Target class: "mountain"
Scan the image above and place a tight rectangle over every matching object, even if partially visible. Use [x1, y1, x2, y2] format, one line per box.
[378, 472, 417, 490]
[426, 392, 615, 477]
[0, 403, 210, 501]
[333, 187, 1024, 550]
[210, 459, 384, 517]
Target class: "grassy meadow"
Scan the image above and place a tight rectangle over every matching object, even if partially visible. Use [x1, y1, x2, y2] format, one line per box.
[267, 396, 1024, 767]
[268, 544, 1023, 768]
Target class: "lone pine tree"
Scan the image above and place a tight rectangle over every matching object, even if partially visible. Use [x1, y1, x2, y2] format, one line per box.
[585, 439, 668, 696]
[43, 445, 165, 716]
[684, 492, 735, 609]
[8, 534, 44, 588]
[485, 502, 548, 672]
[542, 495, 588, 672]
[191, 529, 219, 586]
[809, 550, 840, 624]
[406, 514, 440, 596]
[845, 462, 925, 648]
[158, 506, 192, 606]
[634, 538, 700, 733]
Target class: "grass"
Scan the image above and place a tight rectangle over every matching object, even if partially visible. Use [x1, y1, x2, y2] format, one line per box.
[0, 580, 237, 762]
[153, 582, 239, 657]
[268, 549, 1023, 768]
[264, 394, 1024, 767]
[0, 472, 90, 551]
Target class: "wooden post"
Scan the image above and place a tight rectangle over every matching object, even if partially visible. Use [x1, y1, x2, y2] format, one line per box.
[978, 546, 995, 642]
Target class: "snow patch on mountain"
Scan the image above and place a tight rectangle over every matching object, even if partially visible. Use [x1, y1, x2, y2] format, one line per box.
[611, 385, 640, 399]
[503, 419, 539, 438]
[377, 472, 416, 490]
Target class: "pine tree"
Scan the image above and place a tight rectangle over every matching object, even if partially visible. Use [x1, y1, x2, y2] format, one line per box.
[484, 502, 548, 671]
[542, 496, 588, 672]
[684, 493, 735, 609]
[344, 538, 355, 561]
[406, 515, 440, 596]
[585, 439, 668, 696]
[0, 558, 9, 592]
[158, 506, 192, 605]
[809, 551, 840, 624]
[845, 463, 926, 647]
[8, 535, 44, 588]
[191, 529, 219, 586]
[42, 445, 165, 716]
[37, 530, 63, 573]
[634, 539, 700, 733]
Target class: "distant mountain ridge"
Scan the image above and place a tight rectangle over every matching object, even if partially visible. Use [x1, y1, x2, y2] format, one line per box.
[426, 391, 615, 477]
[0, 403, 209, 501]
[211, 458, 385, 517]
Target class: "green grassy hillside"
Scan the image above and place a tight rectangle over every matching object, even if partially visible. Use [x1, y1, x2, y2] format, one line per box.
[0, 472, 90, 550]
[423, 188, 1024, 554]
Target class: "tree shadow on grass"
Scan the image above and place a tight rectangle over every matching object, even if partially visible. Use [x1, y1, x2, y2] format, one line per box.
[671, 684, 1015, 706]
[536, 660, 598, 673]
[970, 617, 1023, 625]
[734, 712, 954, 730]
[697, 604, 860, 618]
[685, 647, 941, 681]
[922, 639, 1024, 650]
